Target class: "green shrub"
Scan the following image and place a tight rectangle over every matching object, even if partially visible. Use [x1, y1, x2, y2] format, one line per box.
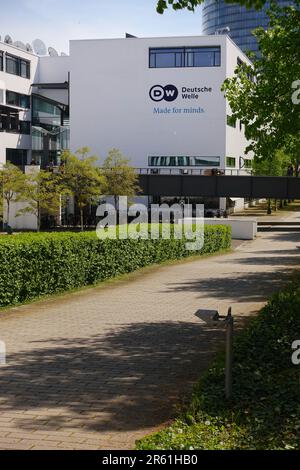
[136, 275, 300, 450]
[0, 225, 231, 307]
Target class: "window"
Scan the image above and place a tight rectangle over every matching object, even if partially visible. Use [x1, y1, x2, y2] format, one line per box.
[149, 46, 221, 68]
[0, 51, 3, 71]
[0, 107, 19, 133]
[0, 108, 30, 134]
[0, 111, 7, 131]
[9, 114, 19, 132]
[0, 89, 4, 105]
[20, 59, 30, 78]
[226, 157, 236, 167]
[244, 159, 252, 169]
[227, 115, 236, 128]
[6, 55, 18, 75]
[6, 54, 30, 79]
[32, 94, 65, 127]
[19, 121, 31, 135]
[6, 90, 30, 109]
[148, 156, 220, 167]
[6, 148, 28, 168]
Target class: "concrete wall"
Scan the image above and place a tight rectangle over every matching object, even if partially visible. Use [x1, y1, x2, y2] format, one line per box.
[37, 56, 70, 105]
[182, 217, 257, 240]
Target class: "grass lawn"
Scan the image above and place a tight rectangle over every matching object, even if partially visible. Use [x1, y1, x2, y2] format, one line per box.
[136, 274, 300, 450]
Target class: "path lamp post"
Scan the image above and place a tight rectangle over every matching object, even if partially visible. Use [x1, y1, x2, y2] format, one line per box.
[196, 307, 234, 400]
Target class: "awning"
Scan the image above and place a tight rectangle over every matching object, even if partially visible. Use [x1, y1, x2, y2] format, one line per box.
[31, 82, 69, 90]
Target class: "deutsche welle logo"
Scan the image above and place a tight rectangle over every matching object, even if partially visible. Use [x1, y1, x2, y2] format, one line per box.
[149, 84, 179, 102]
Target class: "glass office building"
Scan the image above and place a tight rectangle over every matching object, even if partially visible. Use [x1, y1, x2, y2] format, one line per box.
[202, 0, 293, 56]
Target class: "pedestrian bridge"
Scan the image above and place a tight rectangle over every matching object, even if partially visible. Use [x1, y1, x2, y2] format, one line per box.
[137, 171, 300, 199]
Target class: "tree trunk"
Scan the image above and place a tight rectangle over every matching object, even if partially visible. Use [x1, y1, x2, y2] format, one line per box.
[6, 200, 10, 227]
[80, 209, 84, 231]
[37, 202, 40, 232]
[267, 198, 272, 215]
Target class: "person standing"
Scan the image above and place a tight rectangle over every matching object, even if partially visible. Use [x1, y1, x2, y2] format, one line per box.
[287, 163, 294, 177]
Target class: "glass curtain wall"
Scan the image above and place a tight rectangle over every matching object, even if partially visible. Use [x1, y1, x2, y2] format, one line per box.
[31, 94, 69, 168]
[202, 0, 293, 56]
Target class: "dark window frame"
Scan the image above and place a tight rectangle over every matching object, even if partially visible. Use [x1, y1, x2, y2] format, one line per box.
[226, 156, 236, 167]
[149, 46, 221, 69]
[6, 90, 31, 109]
[19, 120, 31, 135]
[0, 51, 3, 71]
[6, 148, 28, 168]
[244, 159, 252, 169]
[6, 53, 30, 79]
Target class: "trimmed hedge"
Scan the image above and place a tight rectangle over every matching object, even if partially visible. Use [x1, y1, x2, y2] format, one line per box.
[136, 274, 300, 450]
[0, 225, 231, 307]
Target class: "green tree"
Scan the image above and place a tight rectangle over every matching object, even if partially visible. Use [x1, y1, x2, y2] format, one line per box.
[252, 149, 291, 213]
[156, 0, 268, 14]
[252, 149, 290, 177]
[102, 148, 141, 208]
[0, 163, 27, 228]
[222, 1, 300, 160]
[62, 147, 105, 231]
[19, 170, 67, 232]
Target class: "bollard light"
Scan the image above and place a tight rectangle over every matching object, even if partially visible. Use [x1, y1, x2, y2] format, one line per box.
[196, 306, 234, 400]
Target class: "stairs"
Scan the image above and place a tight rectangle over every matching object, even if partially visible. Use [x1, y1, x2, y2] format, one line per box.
[257, 221, 300, 232]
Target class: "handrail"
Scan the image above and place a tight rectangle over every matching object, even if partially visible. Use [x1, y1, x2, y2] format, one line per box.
[133, 168, 253, 176]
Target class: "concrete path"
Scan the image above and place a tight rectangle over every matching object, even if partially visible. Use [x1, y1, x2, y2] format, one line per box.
[0, 227, 300, 449]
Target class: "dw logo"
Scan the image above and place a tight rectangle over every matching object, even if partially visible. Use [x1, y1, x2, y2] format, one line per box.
[149, 84, 179, 102]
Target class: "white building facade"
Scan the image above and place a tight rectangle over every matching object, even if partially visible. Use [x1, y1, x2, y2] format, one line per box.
[69, 35, 252, 177]
[1, 34, 252, 221]
[0, 43, 38, 167]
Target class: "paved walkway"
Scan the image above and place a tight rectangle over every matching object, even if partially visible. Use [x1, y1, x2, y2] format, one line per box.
[0, 225, 300, 449]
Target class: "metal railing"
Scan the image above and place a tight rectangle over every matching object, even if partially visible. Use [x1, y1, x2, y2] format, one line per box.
[134, 168, 253, 176]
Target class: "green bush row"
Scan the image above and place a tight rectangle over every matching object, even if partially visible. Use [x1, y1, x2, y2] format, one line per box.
[0, 225, 231, 307]
[136, 274, 300, 450]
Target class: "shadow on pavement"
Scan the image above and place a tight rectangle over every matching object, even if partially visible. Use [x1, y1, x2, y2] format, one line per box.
[161, 270, 289, 302]
[0, 321, 229, 433]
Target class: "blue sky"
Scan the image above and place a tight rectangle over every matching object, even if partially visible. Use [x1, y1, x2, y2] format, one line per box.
[1, 0, 203, 54]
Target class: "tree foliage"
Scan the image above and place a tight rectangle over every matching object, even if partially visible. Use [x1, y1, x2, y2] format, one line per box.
[0, 163, 27, 227]
[156, 0, 268, 14]
[62, 147, 105, 230]
[222, 1, 300, 159]
[102, 148, 141, 207]
[19, 170, 66, 232]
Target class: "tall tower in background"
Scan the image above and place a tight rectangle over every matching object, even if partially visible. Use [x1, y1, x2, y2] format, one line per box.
[202, 0, 293, 56]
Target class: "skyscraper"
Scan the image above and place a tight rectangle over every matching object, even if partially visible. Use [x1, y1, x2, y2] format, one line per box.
[202, 0, 292, 56]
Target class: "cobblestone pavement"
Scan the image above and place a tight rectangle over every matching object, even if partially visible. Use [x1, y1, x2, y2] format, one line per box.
[0, 227, 300, 450]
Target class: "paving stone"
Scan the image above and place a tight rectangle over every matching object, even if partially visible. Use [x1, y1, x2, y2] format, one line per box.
[0, 221, 299, 450]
